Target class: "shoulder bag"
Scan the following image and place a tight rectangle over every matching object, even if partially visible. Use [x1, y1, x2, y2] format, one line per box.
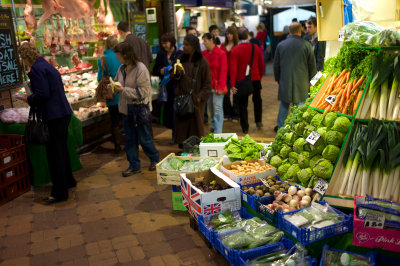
[25, 107, 50, 145]
[127, 87, 152, 127]
[173, 63, 200, 117]
[96, 56, 114, 101]
[235, 43, 255, 98]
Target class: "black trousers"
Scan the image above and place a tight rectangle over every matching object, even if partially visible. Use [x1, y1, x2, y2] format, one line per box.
[252, 80, 262, 123]
[223, 77, 240, 119]
[238, 94, 249, 132]
[45, 115, 76, 199]
[108, 105, 121, 129]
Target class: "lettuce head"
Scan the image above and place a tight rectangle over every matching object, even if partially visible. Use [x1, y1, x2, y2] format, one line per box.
[331, 116, 351, 133]
[270, 155, 283, 168]
[322, 145, 341, 162]
[312, 159, 334, 179]
[323, 112, 338, 128]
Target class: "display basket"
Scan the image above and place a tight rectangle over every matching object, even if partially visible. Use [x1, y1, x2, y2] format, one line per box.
[240, 182, 274, 210]
[279, 201, 353, 245]
[171, 185, 186, 211]
[183, 136, 200, 154]
[319, 244, 375, 266]
[198, 214, 215, 246]
[199, 133, 238, 158]
[156, 153, 223, 186]
[254, 195, 278, 225]
[0, 134, 26, 171]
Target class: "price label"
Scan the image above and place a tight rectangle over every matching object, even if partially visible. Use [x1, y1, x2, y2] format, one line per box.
[258, 177, 270, 188]
[364, 213, 385, 229]
[313, 178, 329, 195]
[338, 29, 345, 42]
[207, 150, 217, 157]
[306, 131, 321, 145]
[260, 148, 267, 160]
[310, 71, 323, 86]
[324, 95, 337, 106]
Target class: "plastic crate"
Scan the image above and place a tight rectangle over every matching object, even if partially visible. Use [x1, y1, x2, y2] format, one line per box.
[319, 244, 375, 266]
[0, 134, 26, 171]
[255, 196, 279, 225]
[279, 202, 353, 245]
[171, 185, 186, 211]
[183, 136, 200, 154]
[1, 174, 30, 205]
[0, 160, 29, 187]
[198, 214, 214, 245]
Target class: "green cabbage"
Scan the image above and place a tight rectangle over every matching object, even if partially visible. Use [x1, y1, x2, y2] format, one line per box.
[270, 155, 283, 168]
[298, 151, 310, 169]
[325, 131, 344, 146]
[297, 168, 313, 185]
[289, 152, 300, 164]
[294, 122, 307, 136]
[286, 164, 301, 182]
[310, 138, 326, 156]
[322, 145, 341, 162]
[293, 138, 306, 153]
[303, 109, 318, 123]
[277, 163, 291, 177]
[331, 116, 351, 133]
[312, 159, 334, 179]
[323, 112, 338, 128]
[316, 127, 328, 142]
[310, 113, 324, 127]
[284, 132, 296, 145]
[310, 155, 323, 169]
[280, 146, 292, 159]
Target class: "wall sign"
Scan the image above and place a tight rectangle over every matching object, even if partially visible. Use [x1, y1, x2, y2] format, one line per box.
[0, 9, 22, 91]
[133, 13, 147, 41]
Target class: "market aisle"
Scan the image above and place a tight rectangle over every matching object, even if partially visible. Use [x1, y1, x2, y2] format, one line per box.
[0, 71, 279, 266]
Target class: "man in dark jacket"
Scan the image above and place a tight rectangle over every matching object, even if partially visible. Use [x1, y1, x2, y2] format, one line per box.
[274, 22, 316, 130]
[306, 16, 326, 71]
[117, 21, 153, 71]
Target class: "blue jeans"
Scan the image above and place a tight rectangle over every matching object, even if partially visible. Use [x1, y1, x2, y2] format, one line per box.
[122, 115, 159, 170]
[277, 101, 305, 128]
[208, 93, 224, 133]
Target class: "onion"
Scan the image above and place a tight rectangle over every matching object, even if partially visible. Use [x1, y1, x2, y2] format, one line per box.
[275, 191, 284, 201]
[300, 199, 309, 208]
[272, 202, 279, 210]
[289, 206, 296, 211]
[289, 199, 298, 208]
[273, 200, 283, 205]
[288, 186, 297, 195]
[276, 205, 284, 211]
[282, 194, 292, 203]
[305, 188, 313, 196]
[283, 208, 290, 213]
[292, 195, 301, 202]
[297, 190, 306, 197]
[282, 203, 289, 209]
[302, 195, 311, 203]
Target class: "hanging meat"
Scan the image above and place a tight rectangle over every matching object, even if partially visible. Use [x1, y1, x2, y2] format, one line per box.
[104, 0, 115, 30]
[43, 21, 52, 48]
[24, 0, 37, 37]
[62, 40, 73, 54]
[97, 0, 106, 25]
[50, 18, 58, 45]
[37, 0, 64, 29]
[56, 16, 65, 45]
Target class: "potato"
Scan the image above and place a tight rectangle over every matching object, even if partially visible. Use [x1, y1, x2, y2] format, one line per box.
[264, 192, 271, 196]
[242, 186, 248, 190]
[256, 190, 264, 197]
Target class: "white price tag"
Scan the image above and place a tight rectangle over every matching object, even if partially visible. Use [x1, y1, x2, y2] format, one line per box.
[258, 177, 271, 188]
[324, 95, 337, 106]
[243, 193, 248, 202]
[310, 71, 323, 86]
[4, 156, 11, 164]
[305, 131, 321, 145]
[338, 29, 345, 42]
[313, 178, 329, 195]
[207, 150, 217, 157]
[260, 148, 267, 160]
[364, 213, 385, 229]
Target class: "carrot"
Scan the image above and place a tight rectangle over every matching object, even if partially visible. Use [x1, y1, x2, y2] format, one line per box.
[332, 90, 344, 111]
[352, 76, 365, 92]
[325, 76, 336, 95]
[324, 104, 332, 114]
[338, 69, 347, 80]
[317, 101, 329, 110]
[346, 82, 353, 99]
[353, 90, 363, 114]
[343, 98, 352, 114]
[345, 72, 351, 83]
[336, 76, 346, 89]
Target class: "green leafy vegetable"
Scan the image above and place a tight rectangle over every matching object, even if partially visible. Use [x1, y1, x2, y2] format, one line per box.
[325, 131, 344, 146]
[270, 155, 283, 168]
[224, 135, 264, 161]
[297, 168, 313, 185]
[201, 133, 232, 143]
[331, 116, 351, 134]
[322, 145, 341, 163]
[313, 159, 334, 179]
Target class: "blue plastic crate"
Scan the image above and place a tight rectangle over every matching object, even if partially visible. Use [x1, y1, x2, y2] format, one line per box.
[254, 196, 278, 225]
[279, 202, 353, 245]
[198, 214, 214, 245]
[240, 182, 274, 210]
[319, 244, 375, 266]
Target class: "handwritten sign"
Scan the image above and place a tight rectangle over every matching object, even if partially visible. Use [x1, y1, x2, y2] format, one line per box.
[324, 95, 337, 105]
[0, 9, 22, 90]
[133, 13, 147, 41]
[305, 131, 321, 145]
[313, 178, 329, 196]
[364, 213, 385, 229]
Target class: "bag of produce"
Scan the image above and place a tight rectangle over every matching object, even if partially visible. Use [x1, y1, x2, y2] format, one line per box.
[321, 244, 374, 266]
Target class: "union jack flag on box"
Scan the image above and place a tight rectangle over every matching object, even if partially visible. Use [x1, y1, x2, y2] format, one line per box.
[180, 167, 241, 221]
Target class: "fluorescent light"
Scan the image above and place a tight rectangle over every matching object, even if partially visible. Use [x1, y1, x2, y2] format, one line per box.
[200, 6, 206, 9]
[174, 4, 181, 6]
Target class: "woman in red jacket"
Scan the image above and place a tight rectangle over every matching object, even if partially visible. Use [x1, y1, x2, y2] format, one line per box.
[202, 33, 227, 133]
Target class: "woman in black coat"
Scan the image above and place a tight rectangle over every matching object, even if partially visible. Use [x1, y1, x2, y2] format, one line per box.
[18, 42, 76, 203]
[152, 33, 183, 143]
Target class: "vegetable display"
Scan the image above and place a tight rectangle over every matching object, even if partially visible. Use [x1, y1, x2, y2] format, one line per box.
[336, 120, 400, 201]
[321, 244, 374, 266]
[224, 135, 264, 161]
[243, 176, 290, 197]
[201, 133, 232, 143]
[159, 157, 218, 172]
[229, 161, 274, 176]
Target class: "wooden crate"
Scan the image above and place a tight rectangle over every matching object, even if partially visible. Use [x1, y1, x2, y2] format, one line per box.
[309, 73, 334, 110]
[0, 90, 11, 100]
[156, 153, 223, 186]
[0, 98, 12, 112]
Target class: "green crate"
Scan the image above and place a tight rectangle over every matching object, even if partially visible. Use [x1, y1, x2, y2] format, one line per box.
[172, 191, 187, 211]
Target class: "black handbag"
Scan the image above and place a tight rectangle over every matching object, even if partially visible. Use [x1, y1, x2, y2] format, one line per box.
[235, 43, 255, 98]
[25, 107, 50, 145]
[127, 87, 152, 127]
[173, 63, 200, 117]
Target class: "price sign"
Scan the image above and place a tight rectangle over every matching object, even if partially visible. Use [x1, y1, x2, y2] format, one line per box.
[313, 178, 329, 195]
[258, 177, 270, 188]
[306, 131, 321, 145]
[338, 29, 345, 42]
[260, 148, 267, 160]
[310, 71, 323, 86]
[324, 95, 337, 106]
[364, 213, 385, 229]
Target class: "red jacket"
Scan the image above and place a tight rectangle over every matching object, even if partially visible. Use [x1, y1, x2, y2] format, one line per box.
[229, 42, 264, 88]
[202, 45, 228, 93]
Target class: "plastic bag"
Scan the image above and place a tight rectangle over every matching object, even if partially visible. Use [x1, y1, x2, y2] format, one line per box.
[321, 244, 374, 266]
[221, 231, 253, 249]
[159, 157, 184, 170]
[179, 158, 218, 172]
[158, 83, 168, 102]
[342, 21, 383, 45]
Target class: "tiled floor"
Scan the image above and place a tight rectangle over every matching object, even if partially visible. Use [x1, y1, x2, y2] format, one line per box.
[0, 68, 280, 266]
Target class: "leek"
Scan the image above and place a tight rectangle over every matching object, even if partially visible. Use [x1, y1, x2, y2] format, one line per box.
[351, 164, 362, 196]
[379, 80, 389, 120]
[347, 152, 361, 196]
[387, 56, 400, 119]
[370, 91, 380, 119]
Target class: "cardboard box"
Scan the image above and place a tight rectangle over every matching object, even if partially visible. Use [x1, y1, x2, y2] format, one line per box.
[353, 196, 400, 252]
[220, 159, 276, 185]
[199, 133, 238, 158]
[180, 167, 241, 221]
[0, 98, 12, 112]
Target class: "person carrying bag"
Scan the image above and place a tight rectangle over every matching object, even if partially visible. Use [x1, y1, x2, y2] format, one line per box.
[235, 43, 254, 99]
[127, 87, 152, 127]
[173, 63, 200, 117]
[96, 56, 114, 101]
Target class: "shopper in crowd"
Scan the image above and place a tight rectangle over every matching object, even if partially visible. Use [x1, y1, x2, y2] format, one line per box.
[209, 25, 224, 46]
[278, 25, 289, 43]
[152, 32, 183, 144]
[202, 33, 227, 133]
[249, 31, 262, 48]
[221, 26, 240, 122]
[301, 20, 310, 40]
[97, 36, 122, 154]
[274, 22, 316, 131]
[18, 42, 76, 203]
[186, 26, 198, 37]
[306, 16, 326, 71]
[117, 21, 153, 71]
[112, 41, 159, 177]
[172, 34, 212, 147]
[229, 27, 265, 133]
[255, 22, 267, 54]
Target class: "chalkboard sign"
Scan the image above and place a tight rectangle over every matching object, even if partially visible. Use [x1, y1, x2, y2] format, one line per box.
[133, 13, 147, 41]
[0, 9, 22, 91]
